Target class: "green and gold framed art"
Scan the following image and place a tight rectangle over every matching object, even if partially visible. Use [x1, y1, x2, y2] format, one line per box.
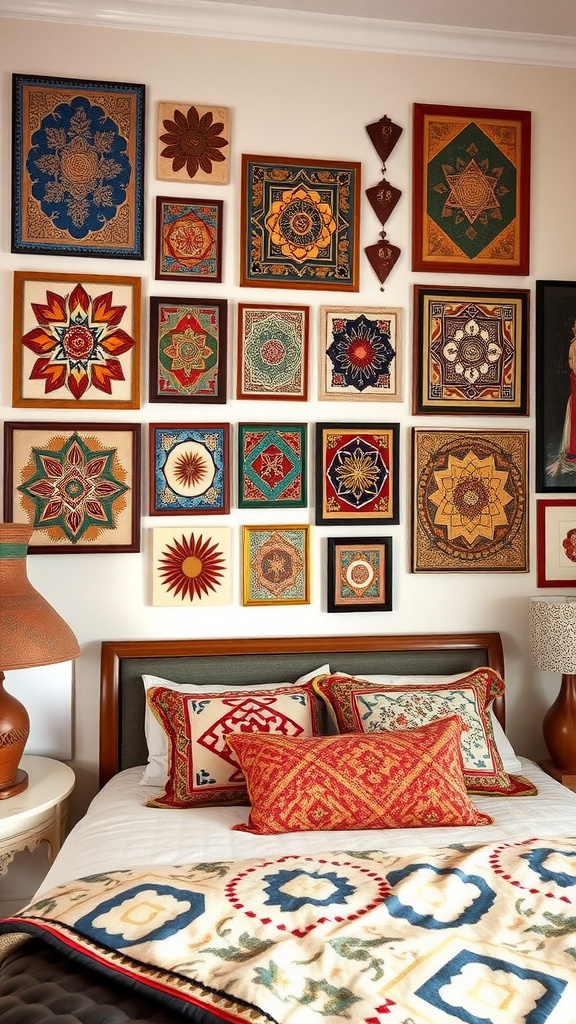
[411, 428, 529, 572]
[238, 424, 307, 509]
[12, 74, 145, 259]
[412, 103, 531, 276]
[413, 285, 529, 415]
[149, 296, 227, 403]
[240, 154, 360, 290]
[242, 525, 310, 606]
[315, 423, 399, 526]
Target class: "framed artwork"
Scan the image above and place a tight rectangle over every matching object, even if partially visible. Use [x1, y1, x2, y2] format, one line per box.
[411, 428, 529, 572]
[12, 73, 144, 259]
[412, 103, 531, 276]
[238, 424, 307, 509]
[537, 500, 576, 588]
[149, 296, 227, 403]
[236, 303, 309, 400]
[157, 102, 230, 184]
[12, 271, 141, 410]
[152, 526, 231, 606]
[4, 421, 140, 554]
[242, 525, 310, 606]
[149, 423, 230, 515]
[315, 423, 400, 525]
[413, 285, 529, 415]
[535, 280, 576, 493]
[319, 306, 402, 401]
[327, 536, 392, 613]
[240, 154, 360, 290]
[155, 196, 223, 282]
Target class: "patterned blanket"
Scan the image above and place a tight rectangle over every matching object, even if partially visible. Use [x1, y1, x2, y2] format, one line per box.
[1, 838, 576, 1024]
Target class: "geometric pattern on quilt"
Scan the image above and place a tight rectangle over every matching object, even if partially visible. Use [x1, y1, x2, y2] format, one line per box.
[10, 836, 576, 1024]
[146, 683, 320, 808]
[312, 668, 537, 796]
[226, 716, 492, 833]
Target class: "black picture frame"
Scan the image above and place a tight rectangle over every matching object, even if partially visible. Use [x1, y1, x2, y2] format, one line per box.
[327, 536, 392, 613]
[536, 280, 576, 492]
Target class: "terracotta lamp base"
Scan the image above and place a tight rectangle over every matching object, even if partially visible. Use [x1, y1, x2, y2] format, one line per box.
[0, 671, 30, 799]
[543, 672, 576, 773]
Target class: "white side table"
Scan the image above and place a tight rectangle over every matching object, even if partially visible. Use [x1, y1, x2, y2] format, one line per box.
[0, 755, 75, 876]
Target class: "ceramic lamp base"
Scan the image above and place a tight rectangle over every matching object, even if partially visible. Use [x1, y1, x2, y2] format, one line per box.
[543, 672, 576, 773]
[0, 768, 28, 799]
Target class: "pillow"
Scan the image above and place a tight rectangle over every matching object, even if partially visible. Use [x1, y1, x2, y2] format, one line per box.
[146, 682, 322, 808]
[333, 670, 522, 774]
[226, 716, 493, 834]
[313, 668, 536, 796]
[141, 665, 330, 786]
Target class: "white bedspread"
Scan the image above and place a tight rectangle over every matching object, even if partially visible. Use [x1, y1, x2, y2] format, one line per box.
[37, 757, 576, 896]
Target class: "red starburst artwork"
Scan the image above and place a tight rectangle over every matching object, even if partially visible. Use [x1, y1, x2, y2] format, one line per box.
[13, 272, 140, 409]
[153, 527, 231, 605]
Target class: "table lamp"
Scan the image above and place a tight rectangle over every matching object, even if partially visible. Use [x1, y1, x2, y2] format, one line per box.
[529, 595, 576, 773]
[0, 523, 80, 799]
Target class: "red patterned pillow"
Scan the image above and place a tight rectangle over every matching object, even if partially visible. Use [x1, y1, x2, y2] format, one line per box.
[226, 715, 492, 834]
[312, 669, 536, 796]
[147, 683, 321, 808]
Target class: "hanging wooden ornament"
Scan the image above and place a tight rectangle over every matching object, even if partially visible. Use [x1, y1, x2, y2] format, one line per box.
[366, 178, 402, 226]
[365, 115, 403, 166]
[364, 234, 401, 289]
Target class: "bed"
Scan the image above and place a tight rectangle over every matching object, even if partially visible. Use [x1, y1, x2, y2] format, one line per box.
[1, 631, 575, 1024]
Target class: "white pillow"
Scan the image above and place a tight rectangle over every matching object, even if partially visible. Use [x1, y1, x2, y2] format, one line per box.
[141, 664, 331, 786]
[332, 670, 522, 774]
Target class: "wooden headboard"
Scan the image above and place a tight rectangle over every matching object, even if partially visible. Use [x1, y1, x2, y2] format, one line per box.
[99, 632, 505, 787]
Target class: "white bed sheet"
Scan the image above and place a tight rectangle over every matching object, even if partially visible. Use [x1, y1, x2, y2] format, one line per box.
[36, 757, 576, 897]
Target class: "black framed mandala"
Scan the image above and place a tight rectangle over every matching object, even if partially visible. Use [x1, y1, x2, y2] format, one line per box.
[411, 428, 528, 572]
[315, 423, 400, 526]
[152, 526, 231, 606]
[4, 421, 140, 553]
[12, 74, 145, 259]
[149, 423, 229, 515]
[413, 285, 529, 415]
[319, 306, 402, 401]
[327, 536, 392, 613]
[240, 154, 360, 290]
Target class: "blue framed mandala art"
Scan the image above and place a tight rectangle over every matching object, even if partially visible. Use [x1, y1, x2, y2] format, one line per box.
[149, 423, 229, 515]
[12, 74, 145, 259]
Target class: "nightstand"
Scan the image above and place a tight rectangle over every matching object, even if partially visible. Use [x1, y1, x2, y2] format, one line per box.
[538, 758, 576, 792]
[0, 754, 75, 876]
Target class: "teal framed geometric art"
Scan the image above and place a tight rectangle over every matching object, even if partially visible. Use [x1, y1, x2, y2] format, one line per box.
[155, 196, 223, 282]
[152, 526, 232, 606]
[4, 421, 140, 554]
[240, 154, 360, 290]
[319, 306, 402, 401]
[242, 525, 310, 606]
[315, 423, 400, 526]
[12, 74, 145, 259]
[236, 303, 309, 400]
[327, 536, 392, 613]
[149, 296, 227, 403]
[238, 424, 307, 509]
[149, 423, 230, 515]
[412, 103, 531, 276]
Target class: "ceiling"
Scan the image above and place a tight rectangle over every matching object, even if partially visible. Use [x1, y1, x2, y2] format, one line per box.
[1, 0, 576, 66]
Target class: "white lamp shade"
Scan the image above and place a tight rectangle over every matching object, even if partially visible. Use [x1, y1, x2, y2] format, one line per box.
[529, 596, 576, 674]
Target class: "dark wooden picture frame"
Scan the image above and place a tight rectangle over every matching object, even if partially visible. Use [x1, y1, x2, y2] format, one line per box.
[535, 280, 576, 492]
[149, 296, 227, 403]
[155, 195, 223, 282]
[412, 103, 531, 276]
[149, 422, 230, 515]
[315, 423, 400, 525]
[4, 421, 141, 553]
[327, 536, 392, 613]
[413, 284, 529, 415]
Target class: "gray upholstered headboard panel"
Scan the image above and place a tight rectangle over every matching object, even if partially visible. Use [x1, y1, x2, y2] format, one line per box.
[99, 633, 505, 787]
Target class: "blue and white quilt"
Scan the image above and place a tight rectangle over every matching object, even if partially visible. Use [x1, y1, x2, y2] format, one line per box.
[1, 837, 576, 1023]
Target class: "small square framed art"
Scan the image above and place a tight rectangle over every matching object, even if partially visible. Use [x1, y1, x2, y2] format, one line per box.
[238, 424, 307, 509]
[319, 306, 402, 401]
[149, 423, 230, 515]
[315, 423, 400, 525]
[236, 303, 309, 400]
[12, 271, 141, 410]
[536, 499, 576, 588]
[152, 526, 232, 606]
[327, 536, 392, 613]
[149, 296, 227, 403]
[155, 196, 223, 282]
[413, 285, 529, 415]
[157, 102, 230, 185]
[4, 421, 140, 553]
[242, 525, 310, 606]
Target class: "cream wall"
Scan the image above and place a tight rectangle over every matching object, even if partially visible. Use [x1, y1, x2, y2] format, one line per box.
[1, 15, 575, 819]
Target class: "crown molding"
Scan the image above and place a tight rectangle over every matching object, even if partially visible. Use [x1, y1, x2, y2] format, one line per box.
[1, 0, 576, 67]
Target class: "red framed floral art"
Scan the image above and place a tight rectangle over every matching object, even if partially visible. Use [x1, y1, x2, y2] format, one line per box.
[537, 499, 576, 587]
[149, 296, 227, 403]
[12, 272, 141, 409]
[315, 423, 400, 526]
